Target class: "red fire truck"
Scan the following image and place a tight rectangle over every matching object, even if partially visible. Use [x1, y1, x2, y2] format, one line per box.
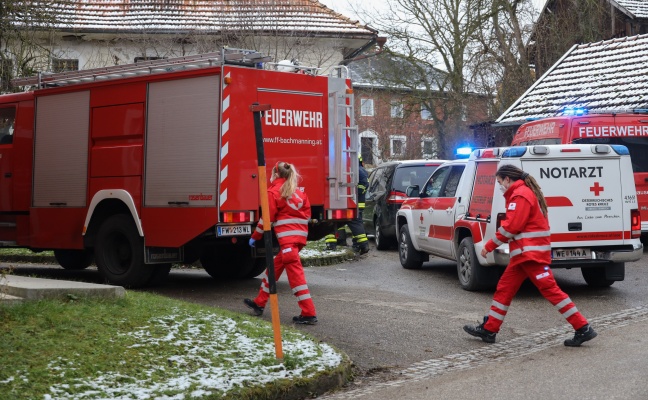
[0, 49, 359, 287]
[511, 110, 648, 236]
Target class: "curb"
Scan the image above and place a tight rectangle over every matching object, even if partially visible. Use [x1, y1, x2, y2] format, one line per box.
[239, 356, 353, 400]
[0, 251, 357, 268]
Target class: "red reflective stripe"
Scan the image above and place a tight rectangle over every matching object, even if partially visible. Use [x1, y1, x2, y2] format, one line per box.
[545, 196, 573, 207]
[551, 231, 626, 241]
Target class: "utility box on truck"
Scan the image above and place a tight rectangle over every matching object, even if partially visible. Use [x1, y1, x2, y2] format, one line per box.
[396, 144, 643, 290]
[0, 49, 359, 287]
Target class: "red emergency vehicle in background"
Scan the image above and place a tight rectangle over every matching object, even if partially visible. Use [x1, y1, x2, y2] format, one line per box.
[0, 49, 359, 287]
[511, 110, 648, 236]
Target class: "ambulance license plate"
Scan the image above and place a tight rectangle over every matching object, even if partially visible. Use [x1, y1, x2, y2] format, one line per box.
[217, 225, 251, 237]
[552, 248, 591, 260]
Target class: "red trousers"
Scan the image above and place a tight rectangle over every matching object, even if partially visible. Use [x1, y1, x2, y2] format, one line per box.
[484, 260, 588, 333]
[253, 243, 317, 317]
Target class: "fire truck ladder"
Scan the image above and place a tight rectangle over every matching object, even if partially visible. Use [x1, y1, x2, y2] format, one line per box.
[330, 66, 359, 203]
[11, 48, 272, 89]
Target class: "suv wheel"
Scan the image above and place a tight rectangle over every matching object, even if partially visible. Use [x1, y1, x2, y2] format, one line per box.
[375, 221, 390, 250]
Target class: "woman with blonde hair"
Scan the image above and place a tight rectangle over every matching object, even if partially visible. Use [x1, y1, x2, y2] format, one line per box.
[464, 164, 596, 346]
[244, 161, 317, 324]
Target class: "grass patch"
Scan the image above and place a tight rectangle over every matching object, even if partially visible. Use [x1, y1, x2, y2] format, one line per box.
[0, 292, 345, 399]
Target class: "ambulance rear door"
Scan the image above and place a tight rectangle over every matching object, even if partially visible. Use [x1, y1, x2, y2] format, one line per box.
[521, 148, 626, 261]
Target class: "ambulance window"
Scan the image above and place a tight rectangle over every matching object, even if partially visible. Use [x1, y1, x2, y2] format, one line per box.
[439, 166, 465, 197]
[0, 107, 15, 145]
[422, 167, 450, 198]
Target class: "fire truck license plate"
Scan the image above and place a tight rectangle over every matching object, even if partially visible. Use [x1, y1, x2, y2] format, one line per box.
[552, 248, 591, 260]
[217, 225, 251, 237]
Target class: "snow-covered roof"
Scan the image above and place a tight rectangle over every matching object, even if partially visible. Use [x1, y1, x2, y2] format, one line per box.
[496, 33, 648, 125]
[25, 0, 376, 37]
[613, 0, 648, 19]
[347, 55, 444, 91]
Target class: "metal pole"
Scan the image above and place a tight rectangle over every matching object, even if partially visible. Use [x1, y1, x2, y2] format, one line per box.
[250, 102, 283, 361]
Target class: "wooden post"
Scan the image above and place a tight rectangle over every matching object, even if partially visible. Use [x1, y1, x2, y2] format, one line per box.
[250, 102, 283, 361]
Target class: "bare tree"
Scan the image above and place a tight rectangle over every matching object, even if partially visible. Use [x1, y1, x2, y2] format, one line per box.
[0, 0, 59, 92]
[352, 0, 494, 159]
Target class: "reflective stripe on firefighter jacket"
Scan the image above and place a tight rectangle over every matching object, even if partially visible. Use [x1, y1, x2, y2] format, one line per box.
[251, 177, 311, 247]
[358, 165, 368, 209]
[484, 179, 552, 268]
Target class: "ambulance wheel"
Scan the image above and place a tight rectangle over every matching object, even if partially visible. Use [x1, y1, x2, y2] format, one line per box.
[95, 214, 153, 288]
[54, 249, 94, 270]
[457, 237, 497, 291]
[399, 225, 424, 269]
[244, 259, 267, 279]
[581, 266, 614, 287]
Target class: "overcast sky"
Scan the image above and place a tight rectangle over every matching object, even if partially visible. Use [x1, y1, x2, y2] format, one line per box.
[319, 0, 546, 23]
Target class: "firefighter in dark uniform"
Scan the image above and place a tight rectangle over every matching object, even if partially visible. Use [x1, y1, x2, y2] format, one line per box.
[325, 155, 369, 254]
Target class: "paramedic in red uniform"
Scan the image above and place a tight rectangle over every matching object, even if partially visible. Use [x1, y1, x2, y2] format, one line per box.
[244, 161, 318, 325]
[463, 164, 597, 346]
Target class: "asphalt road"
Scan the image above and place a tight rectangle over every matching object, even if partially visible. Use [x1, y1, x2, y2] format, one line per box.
[6, 241, 648, 398]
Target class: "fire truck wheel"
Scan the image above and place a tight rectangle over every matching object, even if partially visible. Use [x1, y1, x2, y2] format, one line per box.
[581, 266, 615, 287]
[457, 237, 498, 291]
[399, 225, 424, 269]
[54, 249, 94, 270]
[95, 214, 153, 288]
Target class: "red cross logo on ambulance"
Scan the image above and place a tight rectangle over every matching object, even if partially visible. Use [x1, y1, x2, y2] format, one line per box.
[590, 182, 604, 196]
[420, 213, 424, 224]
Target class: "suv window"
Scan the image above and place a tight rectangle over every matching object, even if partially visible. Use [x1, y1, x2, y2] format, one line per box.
[422, 166, 451, 198]
[392, 165, 440, 193]
[368, 166, 388, 193]
[439, 166, 465, 197]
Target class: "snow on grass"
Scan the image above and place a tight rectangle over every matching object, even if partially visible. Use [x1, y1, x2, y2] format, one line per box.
[44, 309, 343, 399]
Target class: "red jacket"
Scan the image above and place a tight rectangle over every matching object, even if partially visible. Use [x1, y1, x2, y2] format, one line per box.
[484, 179, 552, 267]
[251, 177, 311, 246]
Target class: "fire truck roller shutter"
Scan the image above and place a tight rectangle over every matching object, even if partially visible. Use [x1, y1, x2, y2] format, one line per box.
[33, 91, 89, 207]
[144, 76, 220, 207]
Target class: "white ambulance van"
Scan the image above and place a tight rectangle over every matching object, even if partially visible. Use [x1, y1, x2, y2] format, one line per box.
[396, 144, 643, 290]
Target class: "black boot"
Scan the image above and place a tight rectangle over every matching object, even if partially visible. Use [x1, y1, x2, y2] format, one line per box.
[243, 298, 264, 316]
[564, 324, 597, 347]
[463, 316, 496, 343]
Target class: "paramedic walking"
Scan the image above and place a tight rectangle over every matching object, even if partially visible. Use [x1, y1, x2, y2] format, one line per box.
[244, 161, 318, 325]
[463, 164, 597, 346]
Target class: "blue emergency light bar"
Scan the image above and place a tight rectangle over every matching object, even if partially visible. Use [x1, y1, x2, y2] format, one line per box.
[562, 106, 588, 116]
[501, 146, 527, 158]
[610, 145, 630, 155]
[455, 147, 473, 158]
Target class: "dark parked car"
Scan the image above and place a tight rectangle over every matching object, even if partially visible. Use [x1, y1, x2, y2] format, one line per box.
[363, 159, 445, 250]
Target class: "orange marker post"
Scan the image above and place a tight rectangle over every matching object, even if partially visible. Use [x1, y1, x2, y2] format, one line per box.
[250, 102, 283, 361]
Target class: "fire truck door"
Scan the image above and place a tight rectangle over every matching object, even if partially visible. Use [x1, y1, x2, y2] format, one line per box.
[0, 107, 14, 211]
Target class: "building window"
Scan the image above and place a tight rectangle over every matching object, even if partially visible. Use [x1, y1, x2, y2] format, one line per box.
[361, 98, 374, 116]
[0, 57, 13, 92]
[134, 56, 167, 63]
[461, 104, 468, 121]
[390, 135, 406, 157]
[421, 104, 433, 120]
[391, 102, 403, 118]
[52, 58, 79, 73]
[422, 138, 435, 158]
